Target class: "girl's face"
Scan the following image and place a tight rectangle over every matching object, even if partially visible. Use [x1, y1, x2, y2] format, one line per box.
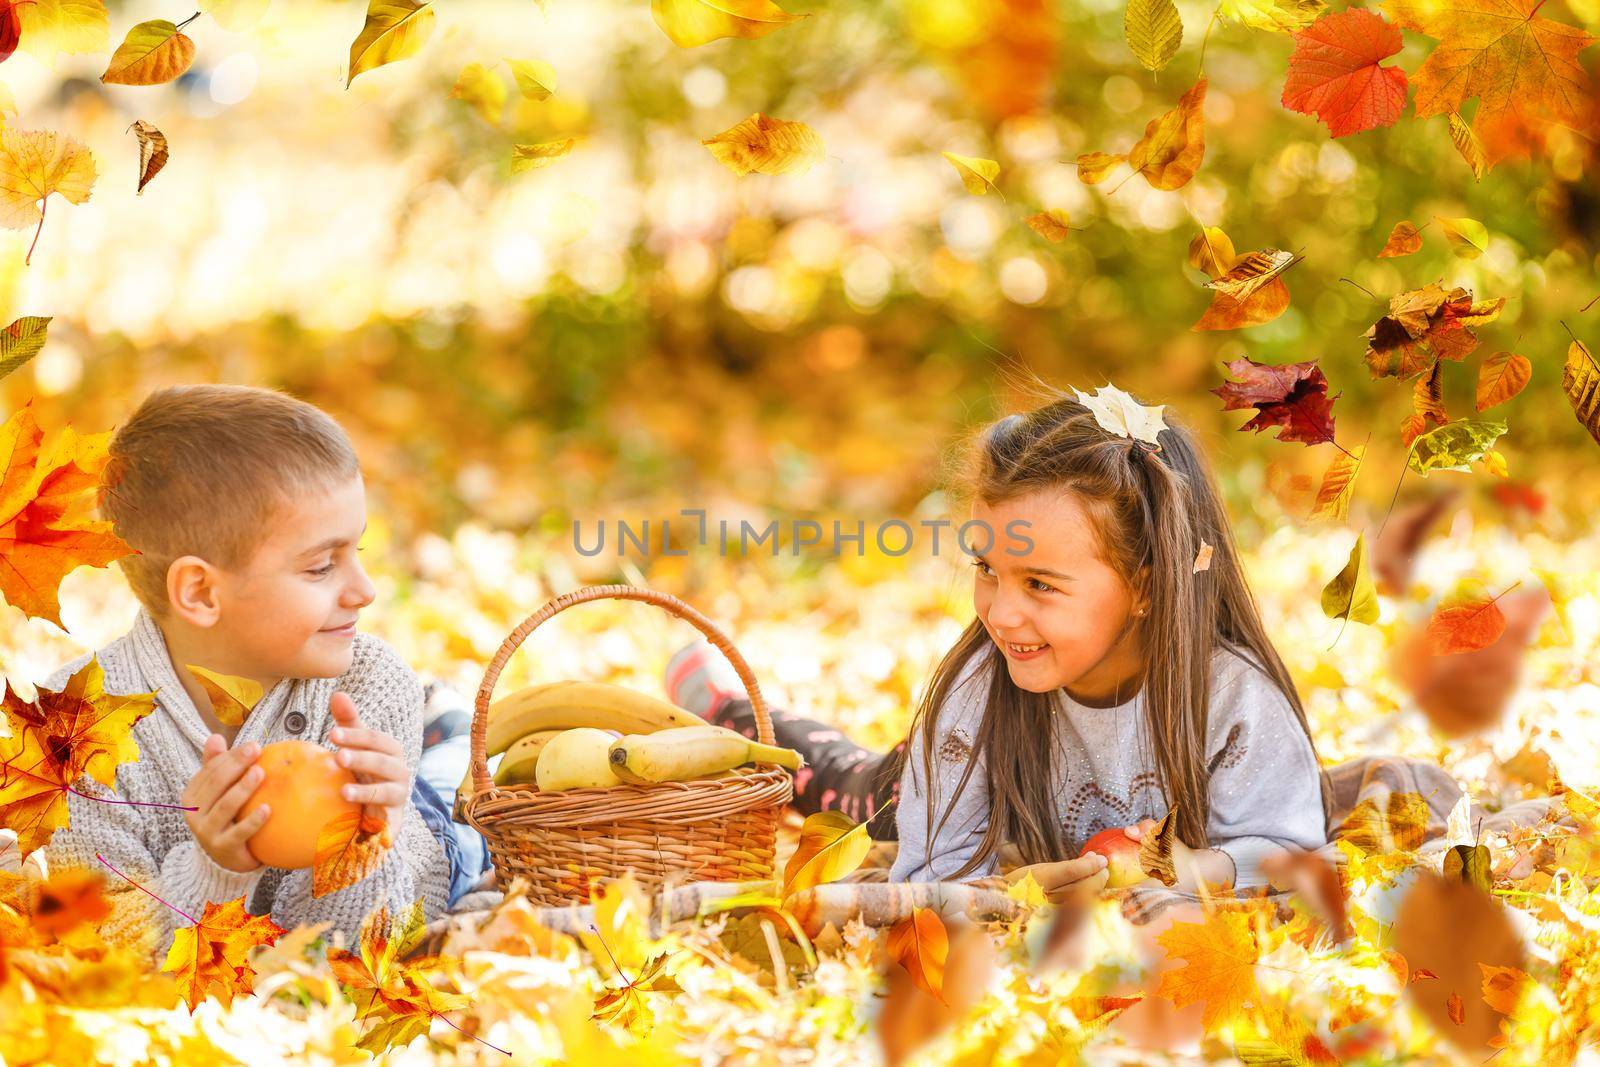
[969, 489, 1147, 704]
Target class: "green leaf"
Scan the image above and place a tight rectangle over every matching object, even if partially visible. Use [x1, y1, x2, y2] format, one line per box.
[1125, 0, 1182, 72]
[0, 316, 50, 382]
[1218, 0, 1325, 32]
[1407, 418, 1508, 476]
[1321, 533, 1379, 625]
[1435, 216, 1488, 260]
[1444, 843, 1492, 890]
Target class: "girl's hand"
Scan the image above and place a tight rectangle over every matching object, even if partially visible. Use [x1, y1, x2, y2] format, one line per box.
[1121, 818, 1161, 843]
[327, 691, 408, 833]
[1005, 853, 1110, 905]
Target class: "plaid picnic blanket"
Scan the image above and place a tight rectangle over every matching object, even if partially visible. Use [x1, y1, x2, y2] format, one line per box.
[1112, 753, 1554, 924]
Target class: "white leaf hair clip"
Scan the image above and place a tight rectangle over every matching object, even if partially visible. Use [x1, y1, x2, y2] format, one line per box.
[1073, 384, 1168, 450]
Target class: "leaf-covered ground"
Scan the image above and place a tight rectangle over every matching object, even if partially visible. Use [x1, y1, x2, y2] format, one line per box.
[3, 515, 1598, 1065]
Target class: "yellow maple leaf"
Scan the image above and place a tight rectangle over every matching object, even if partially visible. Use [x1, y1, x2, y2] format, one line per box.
[0, 128, 97, 265]
[1154, 909, 1261, 1029]
[16, 0, 110, 64]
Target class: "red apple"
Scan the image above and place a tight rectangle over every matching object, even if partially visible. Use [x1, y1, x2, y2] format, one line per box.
[1077, 827, 1149, 889]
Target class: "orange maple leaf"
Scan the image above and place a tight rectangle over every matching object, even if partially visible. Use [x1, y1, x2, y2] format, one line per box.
[0, 404, 133, 628]
[327, 899, 471, 1054]
[161, 896, 286, 1011]
[1154, 909, 1262, 1029]
[886, 906, 949, 1004]
[0, 658, 157, 857]
[1384, 0, 1596, 168]
[313, 808, 394, 898]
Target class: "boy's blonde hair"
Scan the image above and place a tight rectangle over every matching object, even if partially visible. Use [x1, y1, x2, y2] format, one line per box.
[100, 384, 360, 616]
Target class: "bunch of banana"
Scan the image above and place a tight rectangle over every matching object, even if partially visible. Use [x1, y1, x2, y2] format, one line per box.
[456, 681, 707, 807]
[609, 724, 803, 785]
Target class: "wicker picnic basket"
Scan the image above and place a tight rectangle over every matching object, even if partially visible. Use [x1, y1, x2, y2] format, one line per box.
[458, 584, 794, 907]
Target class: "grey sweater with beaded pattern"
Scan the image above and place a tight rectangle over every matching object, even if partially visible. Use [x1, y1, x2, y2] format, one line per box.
[39, 607, 450, 963]
[888, 641, 1328, 887]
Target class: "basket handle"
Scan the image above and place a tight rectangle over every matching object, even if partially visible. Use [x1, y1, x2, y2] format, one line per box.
[469, 584, 775, 798]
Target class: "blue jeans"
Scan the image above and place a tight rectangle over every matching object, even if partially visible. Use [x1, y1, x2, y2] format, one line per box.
[413, 734, 495, 906]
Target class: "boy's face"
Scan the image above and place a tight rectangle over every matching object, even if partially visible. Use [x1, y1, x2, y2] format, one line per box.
[205, 475, 377, 680]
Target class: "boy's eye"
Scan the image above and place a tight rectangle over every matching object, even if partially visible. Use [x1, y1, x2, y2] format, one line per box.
[971, 558, 994, 577]
[309, 563, 335, 577]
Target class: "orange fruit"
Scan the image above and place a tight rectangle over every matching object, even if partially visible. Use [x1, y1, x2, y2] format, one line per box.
[243, 740, 360, 869]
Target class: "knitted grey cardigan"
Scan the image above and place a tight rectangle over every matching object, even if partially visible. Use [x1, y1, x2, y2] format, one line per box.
[40, 608, 450, 962]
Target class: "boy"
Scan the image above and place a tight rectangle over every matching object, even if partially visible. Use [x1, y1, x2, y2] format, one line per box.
[40, 384, 473, 963]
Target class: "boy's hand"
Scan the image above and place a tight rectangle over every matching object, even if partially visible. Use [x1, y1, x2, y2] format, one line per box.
[328, 691, 407, 833]
[183, 734, 271, 874]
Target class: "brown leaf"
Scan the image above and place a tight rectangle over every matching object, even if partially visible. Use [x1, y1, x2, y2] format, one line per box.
[1193, 277, 1290, 331]
[1024, 209, 1071, 242]
[1393, 870, 1526, 1050]
[1561, 339, 1600, 447]
[1363, 282, 1505, 379]
[1204, 248, 1304, 303]
[1126, 77, 1207, 189]
[1310, 445, 1364, 522]
[1138, 807, 1178, 886]
[1378, 220, 1424, 257]
[1476, 351, 1531, 410]
[127, 119, 167, 194]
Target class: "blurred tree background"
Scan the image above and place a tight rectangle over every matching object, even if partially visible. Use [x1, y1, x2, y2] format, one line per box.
[1, 0, 1594, 562]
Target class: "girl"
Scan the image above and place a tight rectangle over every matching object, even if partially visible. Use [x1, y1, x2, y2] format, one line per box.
[668, 385, 1331, 899]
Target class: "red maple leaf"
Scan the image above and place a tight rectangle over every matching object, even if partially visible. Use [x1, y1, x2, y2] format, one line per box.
[1283, 10, 1409, 137]
[1213, 358, 1340, 446]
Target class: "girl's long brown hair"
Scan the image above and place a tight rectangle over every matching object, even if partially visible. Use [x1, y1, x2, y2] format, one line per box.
[887, 385, 1332, 880]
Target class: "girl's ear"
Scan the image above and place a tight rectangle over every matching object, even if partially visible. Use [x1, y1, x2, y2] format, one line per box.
[1131, 565, 1152, 618]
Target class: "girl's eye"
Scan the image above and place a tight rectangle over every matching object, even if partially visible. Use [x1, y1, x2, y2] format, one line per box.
[309, 563, 335, 577]
[971, 558, 994, 577]
[1028, 577, 1055, 593]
